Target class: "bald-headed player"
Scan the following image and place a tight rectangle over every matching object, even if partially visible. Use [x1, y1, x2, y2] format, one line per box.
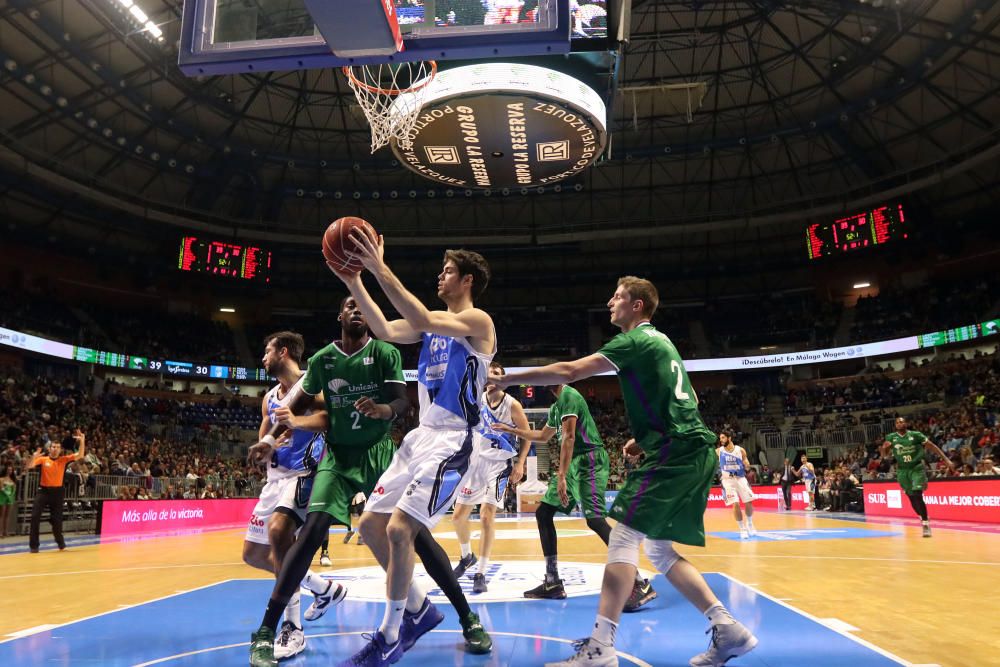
[881, 416, 956, 537]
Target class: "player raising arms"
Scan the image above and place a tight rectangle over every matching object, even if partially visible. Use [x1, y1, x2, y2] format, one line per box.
[451, 360, 532, 594]
[248, 299, 482, 666]
[716, 432, 756, 539]
[331, 231, 496, 666]
[242, 331, 331, 660]
[494, 276, 757, 667]
[881, 416, 956, 537]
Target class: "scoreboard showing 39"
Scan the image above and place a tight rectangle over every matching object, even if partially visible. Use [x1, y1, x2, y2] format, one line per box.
[806, 203, 908, 260]
[178, 236, 272, 282]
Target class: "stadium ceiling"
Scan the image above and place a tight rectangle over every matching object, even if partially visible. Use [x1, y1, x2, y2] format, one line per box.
[0, 0, 998, 250]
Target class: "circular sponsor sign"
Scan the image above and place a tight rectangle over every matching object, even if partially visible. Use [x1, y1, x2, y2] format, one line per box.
[390, 63, 607, 188]
[316, 561, 650, 604]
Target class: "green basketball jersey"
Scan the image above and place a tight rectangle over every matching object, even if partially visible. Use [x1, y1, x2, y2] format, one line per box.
[546, 385, 603, 456]
[597, 323, 715, 454]
[885, 430, 927, 469]
[302, 338, 404, 450]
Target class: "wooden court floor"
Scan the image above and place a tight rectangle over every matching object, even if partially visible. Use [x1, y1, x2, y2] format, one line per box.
[2, 509, 998, 667]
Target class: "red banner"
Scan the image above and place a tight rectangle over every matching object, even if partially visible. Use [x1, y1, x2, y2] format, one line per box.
[707, 484, 809, 510]
[863, 478, 1000, 523]
[100, 498, 257, 538]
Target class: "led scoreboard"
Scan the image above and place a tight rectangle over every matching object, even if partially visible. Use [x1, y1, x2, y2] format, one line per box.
[178, 236, 271, 282]
[806, 203, 907, 260]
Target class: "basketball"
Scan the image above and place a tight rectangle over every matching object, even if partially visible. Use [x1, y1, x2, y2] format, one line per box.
[322, 216, 376, 273]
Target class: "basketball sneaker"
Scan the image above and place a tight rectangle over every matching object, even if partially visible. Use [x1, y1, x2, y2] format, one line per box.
[399, 598, 444, 652]
[472, 573, 488, 594]
[335, 631, 401, 667]
[544, 638, 618, 666]
[357, 534, 365, 546]
[688, 621, 758, 667]
[746, 521, 757, 537]
[273, 621, 306, 660]
[453, 553, 477, 578]
[460, 612, 493, 654]
[249, 625, 277, 667]
[739, 527, 749, 540]
[623, 578, 657, 612]
[304, 581, 347, 621]
[922, 523, 932, 538]
[320, 550, 332, 566]
[524, 579, 567, 599]
[342, 529, 355, 544]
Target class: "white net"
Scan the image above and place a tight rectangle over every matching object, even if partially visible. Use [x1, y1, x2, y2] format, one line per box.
[342, 61, 437, 153]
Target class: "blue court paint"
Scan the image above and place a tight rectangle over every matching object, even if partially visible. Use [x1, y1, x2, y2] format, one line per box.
[0, 573, 906, 666]
[710, 528, 902, 542]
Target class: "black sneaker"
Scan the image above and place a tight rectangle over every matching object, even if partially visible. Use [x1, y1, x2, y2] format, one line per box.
[342, 529, 355, 544]
[624, 578, 657, 612]
[524, 579, 566, 599]
[472, 573, 488, 594]
[453, 553, 477, 578]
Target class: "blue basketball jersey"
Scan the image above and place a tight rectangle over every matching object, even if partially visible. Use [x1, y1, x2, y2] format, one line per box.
[417, 331, 495, 431]
[265, 379, 326, 481]
[800, 463, 816, 480]
[719, 446, 746, 477]
[478, 392, 518, 460]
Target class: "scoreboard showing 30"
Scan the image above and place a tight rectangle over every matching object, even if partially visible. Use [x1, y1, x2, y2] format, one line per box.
[178, 236, 272, 282]
[806, 203, 908, 260]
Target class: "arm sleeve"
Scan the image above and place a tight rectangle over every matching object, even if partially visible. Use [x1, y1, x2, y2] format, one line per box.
[595, 333, 634, 371]
[301, 353, 322, 395]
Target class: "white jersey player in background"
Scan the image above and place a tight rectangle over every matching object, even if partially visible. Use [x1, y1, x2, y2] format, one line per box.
[452, 360, 531, 593]
[716, 432, 756, 539]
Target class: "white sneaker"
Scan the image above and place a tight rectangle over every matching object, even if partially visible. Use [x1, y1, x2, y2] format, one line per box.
[746, 523, 757, 537]
[304, 581, 347, 621]
[739, 527, 749, 540]
[319, 552, 332, 567]
[273, 621, 306, 660]
[689, 621, 758, 667]
[545, 638, 618, 667]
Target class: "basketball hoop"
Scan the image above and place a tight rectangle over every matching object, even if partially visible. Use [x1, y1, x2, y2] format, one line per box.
[342, 61, 437, 153]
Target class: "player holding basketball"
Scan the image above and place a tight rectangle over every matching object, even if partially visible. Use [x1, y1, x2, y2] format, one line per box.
[881, 416, 956, 537]
[493, 384, 656, 611]
[494, 276, 757, 667]
[249, 298, 486, 667]
[331, 232, 495, 666]
[451, 360, 531, 594]
[716, 433, 756, 539]
[242, 331, 333, 660]
[796, 454, 817, 511]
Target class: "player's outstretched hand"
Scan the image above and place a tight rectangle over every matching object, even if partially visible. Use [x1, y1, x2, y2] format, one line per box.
[247, 441, 273, 465]
[509, 459, 525, 486]
[348, 227, 385, 273]
[487, 367, 508, 389]
[273, 406, 298, 430]
[72, 428, 85, 441]
[557, 474, 569, 506]
[623, 438, 642, 464]
[326, 261, 362, 286]
[355, 396, 391, 420]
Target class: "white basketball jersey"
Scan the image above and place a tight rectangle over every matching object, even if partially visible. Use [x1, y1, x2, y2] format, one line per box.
[478, 392, 518, 461]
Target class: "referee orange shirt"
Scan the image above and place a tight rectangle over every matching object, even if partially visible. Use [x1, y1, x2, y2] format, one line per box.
[31, 454, 78, 488]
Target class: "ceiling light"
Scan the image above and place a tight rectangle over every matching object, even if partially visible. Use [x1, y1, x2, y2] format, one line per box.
[760, 345, 777, 351]
[117, 0, 134, 7]
[219, 307, 235, 313]
[129, 5, 148, 23]
[853, 282, 871, 289]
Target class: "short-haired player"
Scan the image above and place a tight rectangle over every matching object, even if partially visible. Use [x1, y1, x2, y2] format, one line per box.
[451, 361, 531, 593]
[880, 416, 956, 537]
[716, 433, 756, 539]
[796, 454, 817, 511]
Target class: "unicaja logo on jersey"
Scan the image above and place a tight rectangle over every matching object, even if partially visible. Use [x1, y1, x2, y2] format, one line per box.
[327, 378, 349, 394]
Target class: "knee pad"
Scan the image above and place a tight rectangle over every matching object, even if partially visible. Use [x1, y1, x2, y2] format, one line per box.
[607, 522, 644, 567]
[644, 538, 680, 575]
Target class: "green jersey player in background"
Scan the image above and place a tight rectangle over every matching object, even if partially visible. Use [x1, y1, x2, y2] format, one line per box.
[881, 417, 955, 537]
[494, 276, 757, 667]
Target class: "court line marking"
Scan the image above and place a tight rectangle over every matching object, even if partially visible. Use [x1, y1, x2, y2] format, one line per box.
[716, 572, 913, 666]
[130, 630, 652, 667]
[819, 617, 860, 633]
[0, 579, 234, 645]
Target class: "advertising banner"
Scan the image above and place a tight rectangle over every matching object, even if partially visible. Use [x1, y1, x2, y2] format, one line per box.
[863, 479, 1000, 523]
[606, 484, 810, 511]
[100, 498, 257, 538]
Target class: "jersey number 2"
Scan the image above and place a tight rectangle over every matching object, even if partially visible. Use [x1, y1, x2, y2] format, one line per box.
[350, 411, 363, 430]
[670, 360, 691, 400]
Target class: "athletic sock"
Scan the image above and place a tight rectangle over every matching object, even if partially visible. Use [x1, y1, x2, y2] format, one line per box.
[634, 570, 645, 585]
[544, 555, 559, 583]
[379, 599, 406, 644]
[302, 569, 326, 595]
[405, 579, 427, 614]
[704, 602, 736, 626]
[591, 614, 618, 646]
[737, 520, 745, 530]
[284, 590, 301, 628]
[478, 555, 489, 573]
[460, 542, 472, 559]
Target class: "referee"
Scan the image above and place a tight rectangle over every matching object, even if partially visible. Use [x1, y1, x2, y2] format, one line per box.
[25, 428, 86, 553]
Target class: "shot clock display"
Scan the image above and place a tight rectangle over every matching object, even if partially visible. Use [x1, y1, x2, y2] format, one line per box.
[178, 236, 272, 282]
[806, 203, 907, 260]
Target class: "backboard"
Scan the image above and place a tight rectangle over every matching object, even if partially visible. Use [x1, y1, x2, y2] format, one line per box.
[178, 0, 613, 76]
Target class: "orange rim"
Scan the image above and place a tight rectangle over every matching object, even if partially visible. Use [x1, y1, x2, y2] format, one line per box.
[341, 61, 437, 96]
